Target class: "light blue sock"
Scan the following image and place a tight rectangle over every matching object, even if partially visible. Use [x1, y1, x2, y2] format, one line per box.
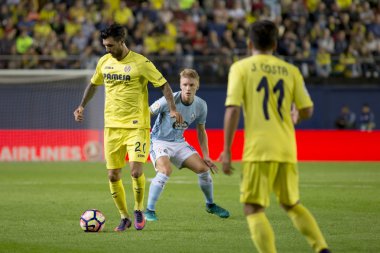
[198, 171, 214, 205]
[147, 172, 169, 211]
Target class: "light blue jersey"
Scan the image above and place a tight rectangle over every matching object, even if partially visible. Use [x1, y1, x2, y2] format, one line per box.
[150, 91, 207, 142]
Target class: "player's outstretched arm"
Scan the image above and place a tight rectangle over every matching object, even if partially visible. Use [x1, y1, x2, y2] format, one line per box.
[74, 83, 98, 122]
[160, 82, 183, 123]
[219, 106, 240, 175]
[291, 104, 299, 125]
[293, 106, 313, 124]
[196, 124, 218, 173]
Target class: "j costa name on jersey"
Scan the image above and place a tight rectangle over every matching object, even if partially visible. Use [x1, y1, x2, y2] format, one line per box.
[251, 63, 289, 76]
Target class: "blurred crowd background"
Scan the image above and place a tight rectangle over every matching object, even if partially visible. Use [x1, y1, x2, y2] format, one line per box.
[1, 0, 380, 82]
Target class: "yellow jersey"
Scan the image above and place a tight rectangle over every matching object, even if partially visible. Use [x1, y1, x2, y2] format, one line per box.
[225, 54, 313, 163]
[91, 51, 167, 129]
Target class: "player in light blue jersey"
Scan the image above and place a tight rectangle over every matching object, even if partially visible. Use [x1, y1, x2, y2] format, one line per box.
[145, 69, 230, 221]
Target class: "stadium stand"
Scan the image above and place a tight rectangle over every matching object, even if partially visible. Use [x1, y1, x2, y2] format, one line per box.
[0, 0, 380, 83]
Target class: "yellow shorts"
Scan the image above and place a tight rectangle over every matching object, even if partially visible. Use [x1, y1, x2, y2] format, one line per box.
[240, 161, 299, 207]
[104, 128, 150, 169]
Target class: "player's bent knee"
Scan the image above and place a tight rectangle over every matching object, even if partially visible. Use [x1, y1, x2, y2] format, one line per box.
[200, 165, 210, 173]
[108, 169, 122, 182]
[186, 160, 209, 174]
[131, 170, 143, 178]
[193, 166, 209, 174]
[155, 157, 172, 175]
[156, 165, 172, 176]
[244, 203, 265, 215]
[281, 201, 300, 211]
[162, 168, 172, 176]
[130, 162, 144, 178]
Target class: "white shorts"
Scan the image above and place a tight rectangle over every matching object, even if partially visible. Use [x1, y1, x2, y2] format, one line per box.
[149, 139, 198, 169]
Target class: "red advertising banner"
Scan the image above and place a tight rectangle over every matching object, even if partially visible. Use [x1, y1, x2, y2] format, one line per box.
[184, 129, 380, 161]
[1, 129, 379, 162]
[0, 130, 103, 161]
[295, 130, 380, 161]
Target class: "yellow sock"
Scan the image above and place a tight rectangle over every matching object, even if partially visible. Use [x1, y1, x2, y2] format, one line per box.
[109, 179, 129, 218]
[132, 173, 145, 210]
[246, 212, 277, 253]
[287, 204, 328, 252]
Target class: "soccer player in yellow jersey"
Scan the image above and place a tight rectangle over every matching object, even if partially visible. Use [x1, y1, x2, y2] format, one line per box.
[220, 20, 331, 253]
[73, 24, 182, 231]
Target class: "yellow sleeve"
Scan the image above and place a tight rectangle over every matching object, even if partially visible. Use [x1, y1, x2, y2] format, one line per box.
[225, 62, 244, 106]
[293, 67, 313, 109]
[140, 58, 167, 87]
[90, 56, 106, 85]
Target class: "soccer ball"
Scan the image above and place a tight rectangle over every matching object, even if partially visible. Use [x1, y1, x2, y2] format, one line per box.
[80, 209, 106, 232]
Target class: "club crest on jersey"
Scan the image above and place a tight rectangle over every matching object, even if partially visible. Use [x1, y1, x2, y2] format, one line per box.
[151, 102, 160, 112]
[124, 65, 131, 73]
[191, 113, 195, 121]
[172, 121, 189, 130]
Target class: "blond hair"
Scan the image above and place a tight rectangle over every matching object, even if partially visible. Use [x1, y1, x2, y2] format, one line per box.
[179, 68, 200, 86]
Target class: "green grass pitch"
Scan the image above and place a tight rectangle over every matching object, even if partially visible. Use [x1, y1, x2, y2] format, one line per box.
[0, 162, 379, 253]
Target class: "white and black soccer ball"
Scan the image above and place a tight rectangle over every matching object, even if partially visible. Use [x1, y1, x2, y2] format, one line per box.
[80, 209, 106, 232]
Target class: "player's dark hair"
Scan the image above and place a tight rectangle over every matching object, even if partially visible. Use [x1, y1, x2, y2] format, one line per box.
[248, 20, 278, 51]
[100, 23, 127, 42]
